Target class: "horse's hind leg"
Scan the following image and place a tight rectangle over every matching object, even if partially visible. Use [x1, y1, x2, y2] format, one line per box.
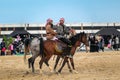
[54, 55, 61, 72]
[31, 59, 35, 73]
[28, 57, 35, 73]
[44, 56, 53, 72]
[44, 60, 52, 71]
[28, 57, 32, 68]
[39, 56, 53, 74]
[39, 58, 44, 74]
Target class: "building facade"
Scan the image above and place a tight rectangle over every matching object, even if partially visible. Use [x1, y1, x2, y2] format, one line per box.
[0, 23, 120, 37]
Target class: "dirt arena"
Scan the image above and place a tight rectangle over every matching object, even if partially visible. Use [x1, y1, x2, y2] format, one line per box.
[0, 51, 120, 80]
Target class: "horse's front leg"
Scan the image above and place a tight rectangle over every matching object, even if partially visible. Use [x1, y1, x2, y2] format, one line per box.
[58, 57, 68, 73]
[28, 52, 39, 73]
[66, 59, 72, 72]
[69, 58, 75, 70]
[69, 58, 78, 73]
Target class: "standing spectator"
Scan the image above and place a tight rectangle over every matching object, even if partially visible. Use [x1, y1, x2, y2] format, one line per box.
[12, 40, 18, 54]
[9, 43, 14, 55]
[17, 41, 24, 54]
[97, 34, 104, 52]
[107, 38, 112, 49]
[99, 37, 104, 52]
[21, 42, 24, 54]
[89, 36, 99, 52]
[89, 34, 94, 52]
[16, 34, 21, 42]
[1, 47, 6, 56]
[1, 39, 5, 49]
[94, 37, 99, 52]
[115, 35, 119, 51]
[111, 35, 116, 50]
[1, 39, 6, 55]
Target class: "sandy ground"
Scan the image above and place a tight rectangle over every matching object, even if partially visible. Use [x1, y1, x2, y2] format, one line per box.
[0, 51, 120, 80]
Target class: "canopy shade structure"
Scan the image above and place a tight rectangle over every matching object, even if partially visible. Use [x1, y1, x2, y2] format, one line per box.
[96, 28, 120, 36]
[10, 30, 31, 38]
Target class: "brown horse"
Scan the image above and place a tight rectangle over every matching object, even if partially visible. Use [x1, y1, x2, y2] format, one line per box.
[39, 32, 88, 73]
[24, 32, 88, 73]
[54, 32, 89, 73]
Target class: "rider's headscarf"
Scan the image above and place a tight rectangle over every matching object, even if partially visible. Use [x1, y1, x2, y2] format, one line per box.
[60, 18, 65, 22]
[47, 18, 53, 24]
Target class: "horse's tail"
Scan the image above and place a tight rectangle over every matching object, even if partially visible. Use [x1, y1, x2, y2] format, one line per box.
[24, 38, 30, 63]
[39, 37, 45, 58]
[24, 49, 27, 64]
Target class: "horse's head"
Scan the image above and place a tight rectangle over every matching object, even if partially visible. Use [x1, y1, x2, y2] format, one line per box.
[79, 32, 89, 46]
[69, 32, 89, 46]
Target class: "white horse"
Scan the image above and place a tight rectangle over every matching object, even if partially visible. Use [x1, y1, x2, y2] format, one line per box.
[24, 37, 52, 73]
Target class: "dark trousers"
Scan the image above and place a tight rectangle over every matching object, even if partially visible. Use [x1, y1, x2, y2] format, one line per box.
[1, 51, 5, 56]
[58, 37, 71, 45]
[115, 44, 119, 51]
[90, 44, 99, 52]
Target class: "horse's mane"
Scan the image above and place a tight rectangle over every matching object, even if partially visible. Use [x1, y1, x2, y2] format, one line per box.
[69, 32, 86, 45]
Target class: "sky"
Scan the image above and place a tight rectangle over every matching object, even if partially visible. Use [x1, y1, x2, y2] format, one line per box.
[0, 0, 120, 24]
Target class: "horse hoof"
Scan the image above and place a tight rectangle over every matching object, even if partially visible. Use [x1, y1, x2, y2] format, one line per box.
[50, 70, 54, 73]
[53, 70, 57, 73]
[39, 70, 43, 74]
[73, 70, 79, 74]
[54, 69, 57, 73]
[25, 71, 29, 74]
[56, 72, 61, 75]
[49, 66, 52, 71]
[69, 70, 72, 73]
[24, 60, 27, 64]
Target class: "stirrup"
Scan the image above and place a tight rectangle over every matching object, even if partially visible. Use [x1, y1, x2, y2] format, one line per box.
[68, 45, 72, 47]
[67, 55, 73, 58]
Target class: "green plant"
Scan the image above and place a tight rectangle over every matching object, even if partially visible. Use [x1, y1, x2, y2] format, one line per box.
[3, 36, 13, 49]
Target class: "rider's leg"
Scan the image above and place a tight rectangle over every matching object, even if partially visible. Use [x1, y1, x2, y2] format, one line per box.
[58, 37, 71, 46]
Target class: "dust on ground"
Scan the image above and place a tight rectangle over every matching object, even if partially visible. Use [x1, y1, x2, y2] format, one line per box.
[0, 51, 120, 80]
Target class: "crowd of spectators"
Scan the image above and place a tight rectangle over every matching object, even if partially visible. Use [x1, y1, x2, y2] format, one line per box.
[0, 34, 29, 56]
[88, 34, 120, 52]
[0, 33, 120, 56]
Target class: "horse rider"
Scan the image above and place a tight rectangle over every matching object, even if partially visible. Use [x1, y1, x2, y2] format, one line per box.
[45, 18, 57, 40]
[56, 18, 72, 58]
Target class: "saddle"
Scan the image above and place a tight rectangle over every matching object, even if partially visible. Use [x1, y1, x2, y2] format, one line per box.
[55, 40, 67, 53]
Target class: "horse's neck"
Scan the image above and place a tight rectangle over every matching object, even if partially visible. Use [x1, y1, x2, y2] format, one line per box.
[71, 45, 78, 56]
[71, 41, 80, 56]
